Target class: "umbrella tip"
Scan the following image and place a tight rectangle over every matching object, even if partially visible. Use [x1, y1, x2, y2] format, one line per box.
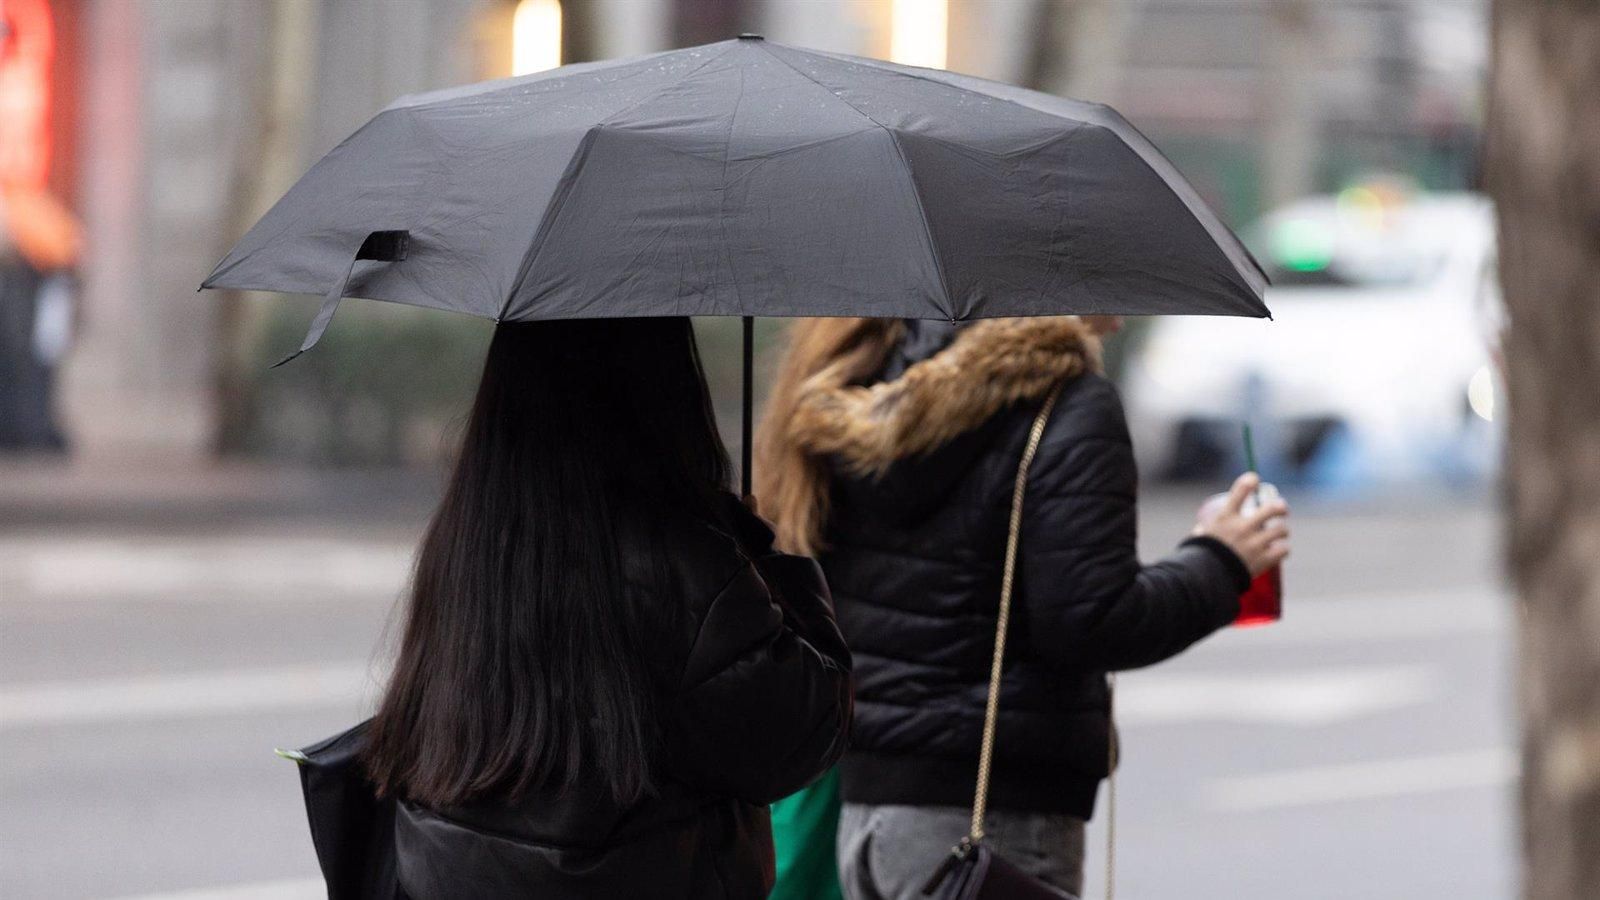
[737, 33, 764, 40]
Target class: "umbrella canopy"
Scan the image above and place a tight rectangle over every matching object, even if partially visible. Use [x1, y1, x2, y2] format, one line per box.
[202, 35, 1267, 332]
[201, 36, 1271, 493]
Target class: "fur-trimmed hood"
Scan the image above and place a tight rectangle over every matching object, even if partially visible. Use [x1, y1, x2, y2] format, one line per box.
[787, 316, 1102, 475]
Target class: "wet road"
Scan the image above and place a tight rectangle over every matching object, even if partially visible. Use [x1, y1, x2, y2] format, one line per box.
[0, 473, 1513, 899]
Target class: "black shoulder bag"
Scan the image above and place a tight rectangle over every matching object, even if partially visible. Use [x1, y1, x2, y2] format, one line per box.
[276, 720, 401, 900]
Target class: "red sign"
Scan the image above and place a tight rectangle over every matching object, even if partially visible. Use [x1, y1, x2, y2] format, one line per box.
[0, 0, 55, 192]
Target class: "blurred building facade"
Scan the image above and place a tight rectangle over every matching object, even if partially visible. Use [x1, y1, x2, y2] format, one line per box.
[28, 0, 1484, 463]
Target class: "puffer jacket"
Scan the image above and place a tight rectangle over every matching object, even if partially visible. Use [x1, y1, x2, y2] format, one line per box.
[393, 497, 852, 899]
[787, 317, 1247, 820]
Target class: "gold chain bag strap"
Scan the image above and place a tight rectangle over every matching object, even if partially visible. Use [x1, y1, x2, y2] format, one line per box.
[921, 383, 1118, 900]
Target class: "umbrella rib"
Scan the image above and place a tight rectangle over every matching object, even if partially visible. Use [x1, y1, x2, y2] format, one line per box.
[718, 64, 750, 317]
[755, 42, 957, 321]
[792, 49, 1068, 119]
[798, 50, 1269, 299]
[498, 43, 742, 322]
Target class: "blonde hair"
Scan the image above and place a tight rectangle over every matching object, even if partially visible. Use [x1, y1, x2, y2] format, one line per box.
[754, 318, 904, 555]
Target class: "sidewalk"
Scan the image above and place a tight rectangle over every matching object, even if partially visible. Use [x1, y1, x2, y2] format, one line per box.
[0, 459, 441, 533]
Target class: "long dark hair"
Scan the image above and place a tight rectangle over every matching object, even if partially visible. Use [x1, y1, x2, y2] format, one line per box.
[366, 317, 732, 809]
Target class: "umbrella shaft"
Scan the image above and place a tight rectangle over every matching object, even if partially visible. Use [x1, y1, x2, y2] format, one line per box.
[741, 316, 754, 498]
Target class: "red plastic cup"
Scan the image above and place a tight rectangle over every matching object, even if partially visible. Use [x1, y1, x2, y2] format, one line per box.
[1234, 565, 1282, 627]
[1199, 483, 1284, 628]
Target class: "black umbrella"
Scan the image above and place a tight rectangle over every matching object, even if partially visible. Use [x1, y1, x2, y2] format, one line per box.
[202, 35, 1269, 493]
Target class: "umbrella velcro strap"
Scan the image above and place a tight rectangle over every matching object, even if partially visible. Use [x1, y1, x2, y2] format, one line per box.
[272, 230, 409, 368]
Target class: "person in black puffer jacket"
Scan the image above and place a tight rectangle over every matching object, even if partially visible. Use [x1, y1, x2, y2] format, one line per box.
[756, 315, 1290, 899]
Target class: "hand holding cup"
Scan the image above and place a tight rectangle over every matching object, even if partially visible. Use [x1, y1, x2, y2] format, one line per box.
[1193, 472, 1291, 577]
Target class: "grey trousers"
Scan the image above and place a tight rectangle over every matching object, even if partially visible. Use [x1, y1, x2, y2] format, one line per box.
[837, 803, 1085, 900]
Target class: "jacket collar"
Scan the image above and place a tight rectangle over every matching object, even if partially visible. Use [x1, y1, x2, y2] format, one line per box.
[787, 316, 1101, 474]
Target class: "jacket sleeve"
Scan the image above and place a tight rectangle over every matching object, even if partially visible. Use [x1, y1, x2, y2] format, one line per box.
[1018, 379, 1248, 672]
[663, 548, 853, 805]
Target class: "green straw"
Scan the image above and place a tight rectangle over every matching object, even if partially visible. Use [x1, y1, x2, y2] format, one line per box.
[1242, 422, 1262, 504]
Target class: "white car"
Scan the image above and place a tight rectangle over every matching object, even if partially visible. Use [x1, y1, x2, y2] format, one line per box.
[1120, 191, 1502, 486]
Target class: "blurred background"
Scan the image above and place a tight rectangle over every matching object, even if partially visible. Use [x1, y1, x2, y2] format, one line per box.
[1, 1, 1509, 898]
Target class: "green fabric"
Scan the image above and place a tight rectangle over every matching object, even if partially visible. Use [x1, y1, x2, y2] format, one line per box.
[768, 767, 843, 900]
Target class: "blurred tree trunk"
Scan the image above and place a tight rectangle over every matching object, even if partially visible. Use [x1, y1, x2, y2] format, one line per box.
[212, 0, 317, 453]
[562, 0, 600, 64]
[1021, 0, 1132, 101]
[1486, 2, 1600, 898]
[1261, 0, 1317, 209]
[672, 0, 748, 49]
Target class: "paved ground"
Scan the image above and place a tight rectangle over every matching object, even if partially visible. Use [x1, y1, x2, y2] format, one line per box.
[0, 465, 1514, 899]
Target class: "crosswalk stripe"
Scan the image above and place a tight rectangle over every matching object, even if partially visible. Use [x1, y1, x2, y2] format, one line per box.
[3, 658, 1444, 731]
[0, 536, 412, 601]
[110, 877, 325, 900]
[1116, 663, 1440, 726]
[0, 662, 379, 729]
[1202, 747, 1517, 812]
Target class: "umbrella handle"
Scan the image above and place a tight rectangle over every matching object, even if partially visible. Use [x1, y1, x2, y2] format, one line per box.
[272, 230, 409, 368]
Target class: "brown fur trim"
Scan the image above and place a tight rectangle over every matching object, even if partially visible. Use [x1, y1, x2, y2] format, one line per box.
[785, 317, 1101, 474]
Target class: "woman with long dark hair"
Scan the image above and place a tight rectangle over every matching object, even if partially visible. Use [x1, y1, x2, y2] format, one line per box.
[365, 317, 852, 899]
[757, 315, 1289, 899]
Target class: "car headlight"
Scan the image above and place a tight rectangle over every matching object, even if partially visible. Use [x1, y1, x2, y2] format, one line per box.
[1467, 364, 1496, 422]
